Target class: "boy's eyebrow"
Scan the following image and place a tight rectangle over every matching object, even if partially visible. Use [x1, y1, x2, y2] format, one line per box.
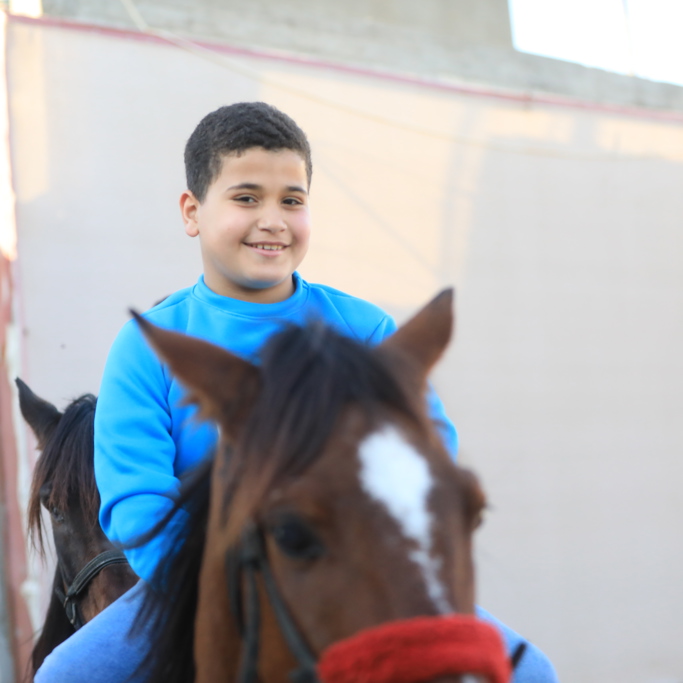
[286, 185, 308, 194]
[226, 182, 308, 194]
[226, 182, 261, 192]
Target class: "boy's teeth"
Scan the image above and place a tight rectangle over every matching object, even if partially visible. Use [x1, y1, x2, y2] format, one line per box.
[253, 244, 284, 251]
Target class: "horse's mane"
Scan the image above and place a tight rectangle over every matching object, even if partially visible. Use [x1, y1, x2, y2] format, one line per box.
[137, 322, 426, 682]
[133, 458, 210, 683]
[27, 393, 98, 554]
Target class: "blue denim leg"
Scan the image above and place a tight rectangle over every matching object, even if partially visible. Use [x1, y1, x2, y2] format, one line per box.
[35, 581, 151, 683]
[476, 605, 560, 683]
[35, 585, 557, 683]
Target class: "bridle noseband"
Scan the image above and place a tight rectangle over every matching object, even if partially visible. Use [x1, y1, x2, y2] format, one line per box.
[54, 549, 129, 630]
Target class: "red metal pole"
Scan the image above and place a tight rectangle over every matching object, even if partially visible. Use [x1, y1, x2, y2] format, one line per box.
[0, 254, 32, 682]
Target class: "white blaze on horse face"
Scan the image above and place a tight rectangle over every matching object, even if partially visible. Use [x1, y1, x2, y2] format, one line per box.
[357, 425, 452, 614]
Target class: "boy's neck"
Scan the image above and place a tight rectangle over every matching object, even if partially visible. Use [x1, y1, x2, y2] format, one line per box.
[203, 273, 296, 304]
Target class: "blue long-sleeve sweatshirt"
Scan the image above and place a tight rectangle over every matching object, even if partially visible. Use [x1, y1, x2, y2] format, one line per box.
[94, 273, 458, 582]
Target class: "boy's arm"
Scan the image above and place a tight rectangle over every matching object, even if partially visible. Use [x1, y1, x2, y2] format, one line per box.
[367, 315, 459, 460]
[94, 320, 188, 583]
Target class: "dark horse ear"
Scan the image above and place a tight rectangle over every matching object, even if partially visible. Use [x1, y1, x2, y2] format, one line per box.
[131, 311, 261, 436]
[15, 378, 63, 449]
[380, 288, 454, 380]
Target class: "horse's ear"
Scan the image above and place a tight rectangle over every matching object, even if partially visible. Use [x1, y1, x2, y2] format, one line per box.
[15, 378, 63, 449]
[131, 311, 260, 435]
[380, 289, 454, 379]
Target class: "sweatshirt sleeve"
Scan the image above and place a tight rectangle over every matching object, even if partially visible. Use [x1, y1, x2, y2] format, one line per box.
[367, 314, 459, 461]
[94, 319, 188, 583]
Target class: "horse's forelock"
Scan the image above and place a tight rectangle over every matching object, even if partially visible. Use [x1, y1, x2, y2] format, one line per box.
[28, 394, 99, 552]
[221, 323, 425, 543]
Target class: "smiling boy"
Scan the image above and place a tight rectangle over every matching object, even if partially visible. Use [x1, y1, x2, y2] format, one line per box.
[184, 146, 311, 303]
[35, 103, 556, 682]
[92, 103, 457, 587]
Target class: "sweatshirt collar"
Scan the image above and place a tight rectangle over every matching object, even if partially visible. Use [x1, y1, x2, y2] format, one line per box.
[192, 272, 308, 317]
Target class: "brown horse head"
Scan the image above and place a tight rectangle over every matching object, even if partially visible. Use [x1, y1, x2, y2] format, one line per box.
[135, 290, 507, 683]
[17, 379, 138, 677]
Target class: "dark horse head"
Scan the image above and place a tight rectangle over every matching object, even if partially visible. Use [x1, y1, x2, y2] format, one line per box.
[17, 379, 138, 679]
[134, 291, 511, 683]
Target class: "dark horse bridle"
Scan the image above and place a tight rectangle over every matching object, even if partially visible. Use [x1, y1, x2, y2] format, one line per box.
[227, 524, 320, 683]
[227, 524, 528, 683]
[54, 549, 129, 630]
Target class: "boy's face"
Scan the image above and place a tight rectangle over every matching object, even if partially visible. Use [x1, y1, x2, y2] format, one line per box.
[181, 148, 311, 303]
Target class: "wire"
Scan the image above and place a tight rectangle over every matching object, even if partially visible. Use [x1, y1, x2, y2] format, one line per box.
[314, 155, 437, 277]
[117, 0, 681, 163]
[119, 0, 148, 32]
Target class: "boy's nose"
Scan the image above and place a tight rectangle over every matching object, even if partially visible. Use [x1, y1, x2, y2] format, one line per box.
[257, 223, 285, 232]
[256, 213, 287, 232]
[256, 207, 287, 232]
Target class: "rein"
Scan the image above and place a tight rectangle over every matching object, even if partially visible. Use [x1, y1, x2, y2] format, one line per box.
[227, 525, 521, 683]
[54, 549, 129, 630]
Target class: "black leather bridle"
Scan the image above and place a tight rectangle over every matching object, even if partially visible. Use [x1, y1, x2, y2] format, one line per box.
[227, 524, 320, 683]
[54, 549, 129, 630]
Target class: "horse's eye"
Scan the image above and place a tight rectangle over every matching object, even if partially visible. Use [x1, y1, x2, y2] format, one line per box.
[269, 518, 324, 561]
[40, 492, 64, 523]
[49, 506, 65, 524]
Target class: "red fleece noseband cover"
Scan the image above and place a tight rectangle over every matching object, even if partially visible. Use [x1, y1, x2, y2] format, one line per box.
[317, 615, 511, 683]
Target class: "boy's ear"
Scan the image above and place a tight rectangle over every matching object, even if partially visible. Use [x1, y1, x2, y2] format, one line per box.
[180, 190, 200, 237]
[132, 312, 261, 437]
[379, 288, 454, 382]
[15, 378, 63, 449]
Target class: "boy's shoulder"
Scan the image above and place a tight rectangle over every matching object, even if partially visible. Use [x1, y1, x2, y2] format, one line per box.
[143, 284, 194, 320]
[306, 280, 385, 313]
[115, 284, 195, 345]
[303, 280, 396, 343]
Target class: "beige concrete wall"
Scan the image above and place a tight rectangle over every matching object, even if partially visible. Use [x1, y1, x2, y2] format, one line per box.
[7, 16, 683, 682]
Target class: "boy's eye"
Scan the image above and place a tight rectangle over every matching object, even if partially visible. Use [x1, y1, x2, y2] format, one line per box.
[283, 197, 303, 206]
[234, 195, 257, 204]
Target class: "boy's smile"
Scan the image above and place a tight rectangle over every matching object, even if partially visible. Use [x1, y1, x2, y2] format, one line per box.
[181, 148, 311, 303]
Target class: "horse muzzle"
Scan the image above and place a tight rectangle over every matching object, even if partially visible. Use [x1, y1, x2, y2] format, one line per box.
[316, 615, 511, 683]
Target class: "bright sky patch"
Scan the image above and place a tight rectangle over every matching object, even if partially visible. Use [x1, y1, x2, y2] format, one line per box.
[509, 0, 683, 87]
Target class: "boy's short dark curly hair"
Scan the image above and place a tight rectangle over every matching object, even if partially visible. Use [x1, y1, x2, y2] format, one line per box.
[184, 102, 313, 201]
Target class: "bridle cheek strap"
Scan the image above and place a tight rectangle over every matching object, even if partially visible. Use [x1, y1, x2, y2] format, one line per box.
[55, 549, 129, 630]
[317, 615, 511, 683]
